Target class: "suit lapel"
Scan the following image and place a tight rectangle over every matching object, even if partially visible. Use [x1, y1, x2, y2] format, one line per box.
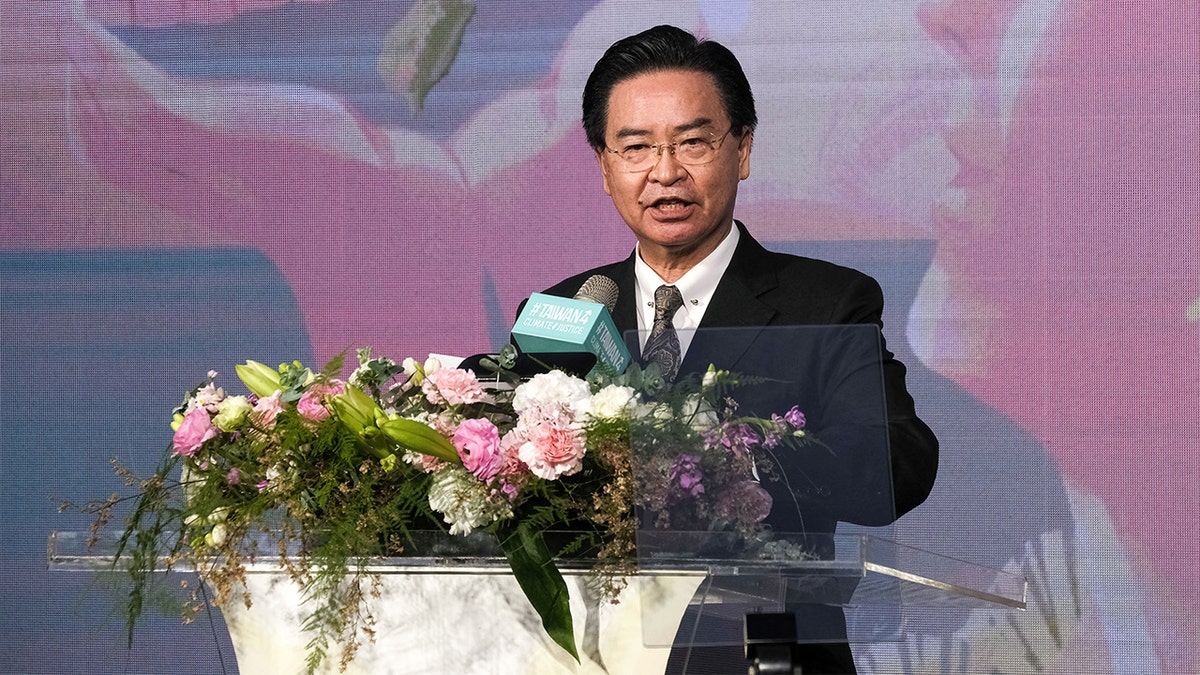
[681, 223, 780, 374]
[607, 255, 637, 331]
[701, 222, 779, 327]
[613, 224, 783, 373]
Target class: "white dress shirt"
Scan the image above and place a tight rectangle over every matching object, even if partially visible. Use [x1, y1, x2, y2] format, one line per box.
[633, 222, 740, 358]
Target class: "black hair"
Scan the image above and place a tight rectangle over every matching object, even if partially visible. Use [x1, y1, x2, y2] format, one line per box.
[581, 25, 757, 150]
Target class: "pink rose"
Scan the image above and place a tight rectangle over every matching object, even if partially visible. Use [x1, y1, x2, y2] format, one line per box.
[296, 382, 345, 421]
[453, 418, 504, 480]
[517, 421, 586, 480]
[173, 408, 218, 456]
[422, 368, 489, 406]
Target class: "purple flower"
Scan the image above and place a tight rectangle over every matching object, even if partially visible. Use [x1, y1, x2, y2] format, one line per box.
[784, 406, 806, 429]
[492, 478, 520, 501]
[226, 468, 240, 485]
[669, 454, 705, 497]
[729, 424, 760, 454]
[764, 414, 788, 448]
[717, 480, 774, 523]
[702, 423, 760, 455]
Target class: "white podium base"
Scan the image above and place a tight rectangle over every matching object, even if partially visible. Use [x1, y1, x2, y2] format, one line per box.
[220, 570, 705, 674]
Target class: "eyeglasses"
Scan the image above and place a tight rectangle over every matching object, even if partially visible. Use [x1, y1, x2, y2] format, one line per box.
[604, 127, 736, 172]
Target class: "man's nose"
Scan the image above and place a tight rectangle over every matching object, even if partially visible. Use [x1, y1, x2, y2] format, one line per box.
[648, 144, 687, 184]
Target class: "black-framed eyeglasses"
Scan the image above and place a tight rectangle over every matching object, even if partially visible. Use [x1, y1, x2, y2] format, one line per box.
[604, 126, 736, 172]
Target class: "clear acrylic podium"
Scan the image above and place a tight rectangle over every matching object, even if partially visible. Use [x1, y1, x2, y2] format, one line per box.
[48, 529, 1024, 674]
[49, 326, 1026, 673]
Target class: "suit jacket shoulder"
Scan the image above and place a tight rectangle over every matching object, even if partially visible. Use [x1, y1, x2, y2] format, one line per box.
[700, 223, 887, 329]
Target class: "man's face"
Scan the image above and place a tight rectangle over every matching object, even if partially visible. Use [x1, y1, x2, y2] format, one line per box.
[597, 69, 752, 269]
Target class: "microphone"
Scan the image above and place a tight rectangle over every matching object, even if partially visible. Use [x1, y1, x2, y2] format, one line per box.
[574, 274, 618, 311]
[510, 275, 631, 376]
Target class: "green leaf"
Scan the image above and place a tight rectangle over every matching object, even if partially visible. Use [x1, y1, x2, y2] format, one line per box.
[318, 352, 346, 380]
[378, 0, 476, 112]
[499, 523, 578, 661]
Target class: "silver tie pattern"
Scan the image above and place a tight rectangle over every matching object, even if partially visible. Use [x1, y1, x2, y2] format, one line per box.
[642, 285, 685, 382]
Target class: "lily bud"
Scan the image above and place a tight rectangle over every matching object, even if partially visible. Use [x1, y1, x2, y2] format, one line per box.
[236, 360, 282, 398]
[402, 357, 425, 385]
[205, 523, 228, 547]
[328, 386, 381, 434]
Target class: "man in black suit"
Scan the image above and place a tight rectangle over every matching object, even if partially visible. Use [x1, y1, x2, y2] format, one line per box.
[540, 25, 938, 673]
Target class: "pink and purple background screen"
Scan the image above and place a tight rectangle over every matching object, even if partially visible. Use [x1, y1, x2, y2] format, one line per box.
[2, 1, 1197, 672]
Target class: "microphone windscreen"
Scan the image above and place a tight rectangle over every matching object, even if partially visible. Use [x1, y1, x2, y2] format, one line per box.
[574, 275, 619, 312]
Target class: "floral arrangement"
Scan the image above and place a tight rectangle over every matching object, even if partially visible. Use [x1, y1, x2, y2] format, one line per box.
[84, 346, 820, 673]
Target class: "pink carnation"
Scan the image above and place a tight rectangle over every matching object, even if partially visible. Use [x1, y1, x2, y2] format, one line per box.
[499, 430, 529, 475]
[517, 421, 586, 480]
[173, 408, 218, 456]
[423, 413, 459, 439]
[296, 381, 345, 421]
[422, 368, 489, 406]
[453, 418, 504, 480]
[494, 430, 531, 500]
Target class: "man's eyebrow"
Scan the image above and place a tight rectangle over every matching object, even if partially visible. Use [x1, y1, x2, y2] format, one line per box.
[613, 127, 651, 140]
[612, 117, 717, 140]
[672, 118, 716, 134]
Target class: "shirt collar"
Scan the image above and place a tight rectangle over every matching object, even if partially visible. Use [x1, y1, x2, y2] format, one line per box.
[633, 222, 740, 335]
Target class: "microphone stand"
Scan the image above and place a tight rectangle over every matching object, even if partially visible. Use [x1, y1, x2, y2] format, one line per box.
[745, 613, 803, 674]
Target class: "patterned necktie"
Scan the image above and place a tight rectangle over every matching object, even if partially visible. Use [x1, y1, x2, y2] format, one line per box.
[642, 285, 685, 383]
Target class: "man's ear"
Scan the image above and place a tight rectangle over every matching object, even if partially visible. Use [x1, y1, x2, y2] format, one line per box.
[737, 131, 753, 181]
[596, 148, 614, 196]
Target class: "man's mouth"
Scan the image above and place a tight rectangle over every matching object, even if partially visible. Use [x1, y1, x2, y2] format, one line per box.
[649, 198, 690, 210]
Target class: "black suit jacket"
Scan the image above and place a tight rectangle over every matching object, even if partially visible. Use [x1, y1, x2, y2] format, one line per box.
[542, 222, 938, 528]
[540, 222, 937, 672]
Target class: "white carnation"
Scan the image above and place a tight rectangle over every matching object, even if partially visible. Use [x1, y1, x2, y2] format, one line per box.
[427, 466, 509, 536]
[587, 385, 637, 420]
[682, 394, 720, 432]
[512, 370, 591, 415]
[634, 401, 675, 422]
